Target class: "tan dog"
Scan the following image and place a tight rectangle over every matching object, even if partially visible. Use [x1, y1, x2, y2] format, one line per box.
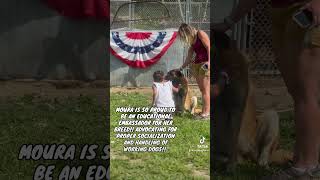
[213, 33, 292, 168]
[166, 70, 199, 114]
[237, 82, 293, 166]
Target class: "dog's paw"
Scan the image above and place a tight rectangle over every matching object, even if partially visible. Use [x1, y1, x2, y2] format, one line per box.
[258, 155, 269, 167]
[190, 96, 197, 114]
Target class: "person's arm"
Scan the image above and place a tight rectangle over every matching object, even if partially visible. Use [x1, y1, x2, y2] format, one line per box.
[152, 85, 157, 106]
[198, 30, 210, 66]
[180, 46, 194, 70]
[172, 84, 179, 93]
[212, 0, 257, 32]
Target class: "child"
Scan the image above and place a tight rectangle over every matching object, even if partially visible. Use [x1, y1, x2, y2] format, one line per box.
[152, 71, 179, 108]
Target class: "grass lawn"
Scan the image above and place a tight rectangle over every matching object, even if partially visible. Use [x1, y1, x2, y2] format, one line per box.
[110, 91, 296, 180]
[0, 95, 108, 179]
[214, 111, 295, 180]
[110, 91, 210, 180]
[0, 90, 295, 180]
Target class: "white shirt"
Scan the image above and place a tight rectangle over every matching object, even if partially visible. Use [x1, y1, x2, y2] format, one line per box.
[153, 81, 175, 108]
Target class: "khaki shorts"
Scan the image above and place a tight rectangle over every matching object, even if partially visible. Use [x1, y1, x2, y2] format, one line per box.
[271, 1, 320, 92]
[272, 1, 320, 51]
[191, 62, 210, 77]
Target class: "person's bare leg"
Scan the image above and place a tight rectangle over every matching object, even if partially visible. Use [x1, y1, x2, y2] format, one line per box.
[195, 76, 205, 114]
[202, 75, 210, 115]
[272, 8, 320, 169]
[293, 47, 320, 168]
[195, 75, 210, 115]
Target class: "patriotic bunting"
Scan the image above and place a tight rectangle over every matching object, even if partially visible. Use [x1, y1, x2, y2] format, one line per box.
[110, 31, 177, 68]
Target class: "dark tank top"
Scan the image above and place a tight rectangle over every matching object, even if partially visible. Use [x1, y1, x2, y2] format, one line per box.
[192, 32, 209, 64]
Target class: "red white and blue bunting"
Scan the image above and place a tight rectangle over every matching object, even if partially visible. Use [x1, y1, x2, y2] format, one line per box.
[110, 31, 177, 68]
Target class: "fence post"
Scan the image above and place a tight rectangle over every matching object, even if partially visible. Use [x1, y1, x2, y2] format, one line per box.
[185, 0, 191, 24]
[129, 0, 132, 29]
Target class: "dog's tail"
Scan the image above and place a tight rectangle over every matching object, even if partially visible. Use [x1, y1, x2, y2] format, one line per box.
[190, 96, 197, 115]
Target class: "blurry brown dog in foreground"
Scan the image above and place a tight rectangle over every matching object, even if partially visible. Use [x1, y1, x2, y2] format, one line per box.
[166, 69, 200, 114]
[212, 32, 292, 169]
[237, 83, 292, 167]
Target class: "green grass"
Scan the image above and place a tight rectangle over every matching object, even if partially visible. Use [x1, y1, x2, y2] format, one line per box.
[0, 95, 108, 179]
[214, 111, 295, 180]
[0, 91, 295, 180]
[110, 92, 210, 180]
[110, 92, 296, 180]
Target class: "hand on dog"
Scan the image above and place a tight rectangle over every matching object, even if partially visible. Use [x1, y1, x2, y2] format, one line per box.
[172, 84, 180, 93]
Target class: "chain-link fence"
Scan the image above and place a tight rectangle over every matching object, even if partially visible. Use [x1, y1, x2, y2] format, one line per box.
[247, 0, 281, 78]
[111, 0, 285, 87]
[111, 0, 210, 31]
[231, 0, 285, 87]
[111, 1, 173, 30]
[232, 0, 293, 111]
[111, 0, 210, 84]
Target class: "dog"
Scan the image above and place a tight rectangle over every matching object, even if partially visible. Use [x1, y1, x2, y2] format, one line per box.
[237, 83, 292, 167]
[166, 69, 199, 114]
[212, 31, 292, 171]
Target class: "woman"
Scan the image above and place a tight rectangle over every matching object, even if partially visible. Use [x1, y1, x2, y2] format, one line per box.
[178, 23, 210, 119]
[213, 0, 320, 179]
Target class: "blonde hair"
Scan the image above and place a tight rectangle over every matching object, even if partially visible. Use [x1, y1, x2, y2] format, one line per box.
[178, 23, 196, 46]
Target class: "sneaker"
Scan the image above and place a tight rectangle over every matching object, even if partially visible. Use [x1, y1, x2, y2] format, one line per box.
[307, 165, 320, 179]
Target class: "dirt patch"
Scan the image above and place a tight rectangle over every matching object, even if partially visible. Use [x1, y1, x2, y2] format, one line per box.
[129, 159, 144, 164]
[186, 163, 210, 180]
[110, 146, 129, 160]
[254, 87, 293, 112]
[111, 85, 202, 97]
[0, 80, 107, 105]
[111, 87, 152, 94]
[0, 79, 293, 112]
[251, 77, 293, 112]
[111, 83, 293, 113]
[111, 154, 130, 161]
